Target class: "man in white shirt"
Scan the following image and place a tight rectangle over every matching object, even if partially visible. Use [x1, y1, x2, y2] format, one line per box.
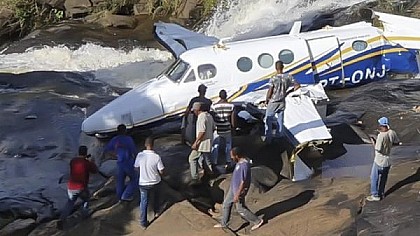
[134, 137, 165, 229]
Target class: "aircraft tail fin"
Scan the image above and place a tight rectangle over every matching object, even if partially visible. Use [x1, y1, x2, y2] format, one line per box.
[289, 21, 302, 36]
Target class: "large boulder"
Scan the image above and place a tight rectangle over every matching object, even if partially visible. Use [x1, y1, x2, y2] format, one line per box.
[97, 12, 138, 28]
[0, 219, 36, 236]
[0, 7, 14, 30]
[0, 7, 15, 42]
[64, 0, 92, 18]
[91, 0, 106, 6]
[36, 0, 66, 9]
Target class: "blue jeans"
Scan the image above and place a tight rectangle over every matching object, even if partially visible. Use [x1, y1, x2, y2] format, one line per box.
[370, 162, 390, 198]
[139, 183, 160, 227]
[60, 189, 90, 220]
[221, 187, 260, 227]
[211, 132, 232, 165]
[117, 162, 138, 200]
[265, 109, 284, 143]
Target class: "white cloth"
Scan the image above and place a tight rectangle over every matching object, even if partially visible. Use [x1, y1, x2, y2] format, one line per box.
[134, 150, 164, 186]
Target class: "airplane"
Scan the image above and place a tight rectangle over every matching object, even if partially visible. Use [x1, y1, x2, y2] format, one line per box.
[81, 9, 420, 181]
[81, 9, 420, 139]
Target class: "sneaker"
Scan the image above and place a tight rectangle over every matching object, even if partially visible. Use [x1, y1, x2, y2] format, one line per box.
[251, 219, 264, 231]
[214, 223, 227, 228]
[366, 195, 381, 202]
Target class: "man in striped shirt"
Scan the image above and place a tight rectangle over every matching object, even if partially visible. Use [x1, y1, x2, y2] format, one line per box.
[211, 90, 236, 167]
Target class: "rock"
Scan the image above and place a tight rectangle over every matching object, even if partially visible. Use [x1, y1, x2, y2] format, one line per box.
[0, 7, 14, 28]
[99, 160, 117, 177]
[133, 1, 149, 15]
[0, 218, 36, 236]
[251, 165, 279, 188]
[0, 7, 16, 40]
[91, 0, 106, 7]
[97, 12, 138, 28]
[36, 0, 66, 10]
[145, 200, 231, 236]
[176, 0, 199, 19]
[64, 0, 92, 18]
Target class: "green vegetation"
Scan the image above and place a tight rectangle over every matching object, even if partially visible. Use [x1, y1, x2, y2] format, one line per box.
[0, 0, 64, 36]
[377, 0, 417, 14]
[0, 0, 221, 40]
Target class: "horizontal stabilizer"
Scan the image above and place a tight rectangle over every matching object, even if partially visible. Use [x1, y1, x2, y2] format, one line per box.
[154, 22, 219, 58]
[289, 21, 302, 35]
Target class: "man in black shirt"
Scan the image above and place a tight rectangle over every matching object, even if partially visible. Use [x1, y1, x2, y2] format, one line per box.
[181, 84, 212, 144]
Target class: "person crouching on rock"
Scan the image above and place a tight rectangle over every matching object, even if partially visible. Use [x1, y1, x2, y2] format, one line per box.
[104, 124, 138, 202]
[367, 117, 401, 202]
[58, 145, 98, 229]
[134, 137, 165, 229]
[214, 147, 263, 231]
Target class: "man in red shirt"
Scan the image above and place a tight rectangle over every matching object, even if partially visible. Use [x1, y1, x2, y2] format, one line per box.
[58, 145, 97, 228]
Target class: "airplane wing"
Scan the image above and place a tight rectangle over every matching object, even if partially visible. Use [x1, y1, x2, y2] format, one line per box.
[154, 22, 219, 58]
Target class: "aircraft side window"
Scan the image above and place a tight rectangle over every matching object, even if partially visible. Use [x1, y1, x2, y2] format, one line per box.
[237, 57, 253, 72]
[352, 40, 368, 52]
[278, 49, 294, 64]
[258, 53, 274, 68]
[198, 64, 217, 80]
[184, 70, 196, 83]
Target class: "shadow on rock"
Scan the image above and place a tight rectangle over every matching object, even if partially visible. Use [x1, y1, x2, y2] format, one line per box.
[385, 167, 420, 197]
[256, 189, 315, 222]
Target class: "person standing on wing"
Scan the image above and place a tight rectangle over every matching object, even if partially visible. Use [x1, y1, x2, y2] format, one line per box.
[367, 117, 401, 201]
[214, 147, 263, 231]
[264, 60, 300, 144]
[211, 89, 236, 169]
[104, 124, 138, 202]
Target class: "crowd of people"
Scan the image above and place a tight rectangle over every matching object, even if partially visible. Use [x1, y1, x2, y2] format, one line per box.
[57, 60, 402, 231]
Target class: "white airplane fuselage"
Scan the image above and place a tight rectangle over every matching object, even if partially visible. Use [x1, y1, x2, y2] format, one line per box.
[82, 11, 420, 135]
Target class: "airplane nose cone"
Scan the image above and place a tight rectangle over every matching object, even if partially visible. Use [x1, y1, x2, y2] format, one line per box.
[81, 79, 165, 135]
[81, 107, 123, 135]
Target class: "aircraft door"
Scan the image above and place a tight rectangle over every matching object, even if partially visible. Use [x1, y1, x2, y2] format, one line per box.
[305, 36, 344, 87]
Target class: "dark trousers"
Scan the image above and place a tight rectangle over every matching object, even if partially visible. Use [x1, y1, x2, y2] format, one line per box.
[60, 188, 90, 220]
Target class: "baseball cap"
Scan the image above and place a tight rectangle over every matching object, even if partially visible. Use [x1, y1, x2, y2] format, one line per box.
[378, 117, 389, 127]
[198, 84, 207, 92]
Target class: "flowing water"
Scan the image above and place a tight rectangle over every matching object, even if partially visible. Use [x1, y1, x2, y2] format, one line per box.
[0, 0, 419, 233]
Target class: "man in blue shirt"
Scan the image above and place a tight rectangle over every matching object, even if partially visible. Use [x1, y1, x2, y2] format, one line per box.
[214, 147, 263, 231]
[104, 124, 138, 201]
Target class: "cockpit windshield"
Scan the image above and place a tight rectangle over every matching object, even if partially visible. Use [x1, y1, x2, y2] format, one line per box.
[164, 59, 189, 82]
